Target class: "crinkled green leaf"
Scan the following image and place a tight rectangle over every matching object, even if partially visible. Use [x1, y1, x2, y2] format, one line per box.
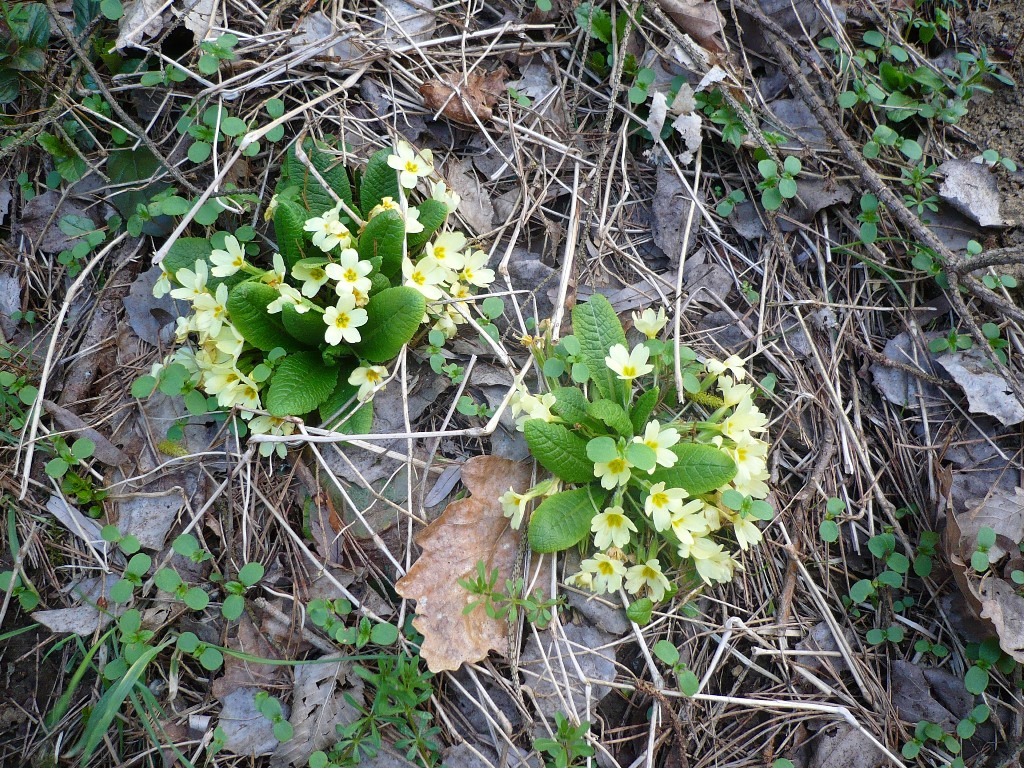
[319, 376, 374, 433]
[226, 282, 294, 351]
[630, 387, 659, 434]
[352, 286, 425, 362]
[357, 210, 404, 285]
[550, 386, 591, 426]
[572, 294, 627, 402]
[358, 148, 400, 217]
[648, 443, 736, 495]
[266, 351, 339, 416]
[280, 143, 335, 215]
[523, 420, 594, 484]
[281, 303, 325, 347]
[274, 199, 308, 269]
[406, 199, 448, 249]
[587, 398, 633, 437]
[528, 487, 607, 553]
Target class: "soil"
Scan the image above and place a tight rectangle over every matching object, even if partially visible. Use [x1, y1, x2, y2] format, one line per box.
[958, 0, 1024, 241]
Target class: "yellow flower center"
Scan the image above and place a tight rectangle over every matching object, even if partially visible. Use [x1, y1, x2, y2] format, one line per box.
[608, 458, 626, 473]
[622, 365, 637, 377]
[606, 513, 625, 528]
[309, 268, 325, 281]
[412, 271, 425, 286]
[597, 561, 616, 575]
[405, 161, 420, 173]
[434, 246, 447, 260]
[344, 268, 358, 282]
[642, 566, 659, 580]
[652, 492, 668, 508]
[334, 312, 351, 329]
[366, 369, 381, 383]
[645, 439, 659, 451]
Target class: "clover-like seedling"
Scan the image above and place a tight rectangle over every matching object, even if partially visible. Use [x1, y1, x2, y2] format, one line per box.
[172, 533, 212, 563]
[0, 570, 39, 611]
[652, 640, 699, 696]
[819, 496, 845, 543]
[101, 525, 141, 555]
[970, 526, 995, 572]
[721, 490, 774, 521]
[964, 637, 1005, 694]
[756, 156, 801, 211]
[857, 194, 880, 244]
[254, 691, 293, 743]
[914, 638, 949, 658]
[176, 631, 224, 671]
[866, 624, 904, 645]
[44, 435, 94, 480]
[956, 704, 990, 739]
[982, 272, 1018, 290]
[118, 608, 155, 663]
[221, 561, 264, 620]
[198, 34, 238, 75]
[155, 566, 210, 611]
[928, 329, 972, 354]
[109, 552, 152, 604]
[982, 323, 1009, 365]
[715, 188, 746, 217]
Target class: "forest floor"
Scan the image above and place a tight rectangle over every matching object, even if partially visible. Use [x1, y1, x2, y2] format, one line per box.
[2, 1, 1024, 768]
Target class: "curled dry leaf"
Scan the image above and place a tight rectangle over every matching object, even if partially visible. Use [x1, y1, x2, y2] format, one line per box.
[657, 0, 726, 53]
[943, 491, 1024, 661]
[420, 67, 509, 126]
[395, 455, 534, 672]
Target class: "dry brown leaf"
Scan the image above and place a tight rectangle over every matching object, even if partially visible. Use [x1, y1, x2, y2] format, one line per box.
[395, 455, 533, 672]
[419, 68, 509, 126]
[657, 0, 725, 53]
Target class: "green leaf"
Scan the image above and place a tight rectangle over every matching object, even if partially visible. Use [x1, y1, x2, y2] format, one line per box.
[281, 303, 325, 347]
[624, 442, 657, 472]
[629, 387, 659, 434]
[318, 375, 373, 433]
[586, 399, 633, 437]
[652, 639, 679, 665]
[238, 562, 265, 587]
[819, 519, 840, 542]
[353, 286, 426, 362]
[226, 282, 294, 351]
[964, 665, 989, 695]
[370, 622, 399, 645]
[357, 210, 404, 285]
[528, 487, 607, 553]
[586, 436, 618, 463]
[307, 140, 354, 212]
[647, 443, 736, 494]
[266, 352, 340, 416]
[184, 587, 210, 611]
[70, 437, 95, 460]
[274, 199, 308, 270]
[406, 199, 448, 249]
[280, 143, 334, 215]
[71, 639, 172, 760]
[523, 420, 595, 484]
[626, 598, 654, 626]
[359, 148, 400, 217]
[550, 386, 590, 425]
[222, 594, 244, 620]
[572, 294, 627, 402]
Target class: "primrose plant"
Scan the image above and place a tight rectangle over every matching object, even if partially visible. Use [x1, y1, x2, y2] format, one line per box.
[502, 295, 772, 603]
[142, 139, 494, 455]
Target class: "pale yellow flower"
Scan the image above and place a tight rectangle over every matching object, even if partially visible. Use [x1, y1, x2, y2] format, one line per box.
[210, 235, 246, 277]
[605, 343, 653, 381]
[387, 141, 434, 189]
[323, 294, 368, 346]
[349, 364, 388, 401]
[593, 453, 632, 490]
[403, 256, 446, 300]
[580, 554, 626, 594]
[169, 259, 208, 302]
[632, 307, 668, 339]
[292, 261, 331, 298]
[644, 482, 687, 531]
[591, 506, 637, 550]
[706, 355, 747, 381]
[625, 559, 671, 602]
[634, 421, 680, 471]
[689, 538, 737, 584]
[325, 249, 372, 298]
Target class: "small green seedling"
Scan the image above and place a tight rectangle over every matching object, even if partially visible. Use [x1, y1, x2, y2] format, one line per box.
[715, 189, 746, 217]
[866, 624, 905, 645]
[176, 631, 224, 670]
[756, 156, 801, 211]
[254, 691, 293, 742]
[533, 712, 595, 768]
[819, 496, 845, 543]
[652, 639, 699, 696]
[221, 562, 264, 620]
[198, 34, 238, 75]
